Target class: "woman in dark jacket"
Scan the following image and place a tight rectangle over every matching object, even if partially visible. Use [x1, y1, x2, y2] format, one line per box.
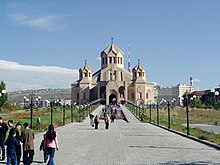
[94, 115, 99, 129]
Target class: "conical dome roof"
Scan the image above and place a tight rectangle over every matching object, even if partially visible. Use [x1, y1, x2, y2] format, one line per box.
[132, 60, 146, 71]
[79, 60, 92, 72]
[101, 43, 124, 56]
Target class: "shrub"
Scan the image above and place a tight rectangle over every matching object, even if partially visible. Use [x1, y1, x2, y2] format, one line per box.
[0, 102, 20, 112]
[198, 135, 208, 140]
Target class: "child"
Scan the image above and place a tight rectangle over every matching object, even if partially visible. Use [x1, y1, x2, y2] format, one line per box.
[39, 137, 47, 163]
[5, 128, 19, 165]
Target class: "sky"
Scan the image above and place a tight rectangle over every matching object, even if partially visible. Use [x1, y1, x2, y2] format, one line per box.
[0, 0, 220, 91]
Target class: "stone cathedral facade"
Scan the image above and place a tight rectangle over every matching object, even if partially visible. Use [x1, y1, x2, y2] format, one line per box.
[71, 43, 154, 105]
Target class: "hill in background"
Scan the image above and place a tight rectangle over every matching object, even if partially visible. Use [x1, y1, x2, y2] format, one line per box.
[8, 88, 71, 104]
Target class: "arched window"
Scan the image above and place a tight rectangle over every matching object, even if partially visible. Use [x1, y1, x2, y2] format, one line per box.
[100, 86, 106, 98]
[119, 86, 125, 98]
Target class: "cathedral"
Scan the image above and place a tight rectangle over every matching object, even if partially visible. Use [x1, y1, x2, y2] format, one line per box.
[71, 42, 154, 105]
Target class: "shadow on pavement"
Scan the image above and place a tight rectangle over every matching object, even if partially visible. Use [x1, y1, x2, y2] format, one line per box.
[159, 161, 213, 165]
[129, 145, 214, 151]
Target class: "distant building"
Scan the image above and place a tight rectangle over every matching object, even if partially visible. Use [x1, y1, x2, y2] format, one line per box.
[172, 84, 194, 106]
[188, 88, 220, 103]
[157, 86, 173, 102]
[71, 42, 154, 105]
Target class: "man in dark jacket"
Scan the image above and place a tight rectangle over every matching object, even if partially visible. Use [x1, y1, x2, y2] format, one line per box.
[0, 117, 8, 160]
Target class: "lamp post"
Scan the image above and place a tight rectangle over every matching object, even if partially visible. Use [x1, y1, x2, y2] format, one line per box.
[37, 96, 41, 107]
[215, 91, 219, 102]
[190, 97, 194, 108]
[23, 96, 27, 109]
[29, 92, 35, 129]
[181, 96, 190, 135]
[139, 105, 141, 119]
[149, 102, 152, 123]
[0, 90, 6, 107]
[50, 96, 54, 125]
[167, 101, 171, 129]
[211, 88, 215, 103]
[71, 102, 76, 122]
[63, 102, 66, 125]
[173, 98, 176, 107]
[156, 102, 159, 125]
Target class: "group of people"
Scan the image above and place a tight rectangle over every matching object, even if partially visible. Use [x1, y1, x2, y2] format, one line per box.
[0, 117, 59, 165]
[89, 106, 117, 130]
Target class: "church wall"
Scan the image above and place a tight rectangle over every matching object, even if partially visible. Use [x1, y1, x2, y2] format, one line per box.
[79, 84, 90, 104]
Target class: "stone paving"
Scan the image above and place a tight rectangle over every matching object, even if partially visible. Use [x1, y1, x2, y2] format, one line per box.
[22, 105, 220, 164]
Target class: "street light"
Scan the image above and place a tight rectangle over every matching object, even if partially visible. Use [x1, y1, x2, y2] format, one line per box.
[215, 91, 219, 102]
[148, 102, 152, 123]
[37, 96, 41, 107]
[29, 92, 35, 129]
[167, 101, 171, 129]
[23, 96, 27, 109]
[71, 102, 77, 122]
[211, 88, 215, 101]
[173, 98, 176, 107]
[50, 96, 54, 125]
[63, 101, 66, 125]
[181, 96, 190, 135]
[0, 89, 6, 107]
[156, 102, 159, 125]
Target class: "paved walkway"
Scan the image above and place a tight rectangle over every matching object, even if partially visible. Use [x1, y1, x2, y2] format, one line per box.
[188, 124, 220, 134]
[27, 105, 220, 164]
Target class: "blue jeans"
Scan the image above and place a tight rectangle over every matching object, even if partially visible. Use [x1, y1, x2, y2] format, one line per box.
[45, 147, 55, 165]
[7, 154, 17, 165]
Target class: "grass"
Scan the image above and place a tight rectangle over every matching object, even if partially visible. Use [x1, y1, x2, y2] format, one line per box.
[126, 104, 220, 145]
[0, 105, 98, 134]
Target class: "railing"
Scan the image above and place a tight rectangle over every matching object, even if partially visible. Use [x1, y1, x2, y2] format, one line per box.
[125, 100, 220, 146]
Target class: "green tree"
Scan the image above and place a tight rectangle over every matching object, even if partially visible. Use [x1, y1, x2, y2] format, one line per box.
[0, 81, 8, 107]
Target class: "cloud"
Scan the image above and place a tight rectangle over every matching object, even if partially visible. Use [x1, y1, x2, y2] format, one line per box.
[193, 79, 201, 83]
[0, 60, 78, 91]
[9, 13, 65, 30]
[0, 60, 76, 74]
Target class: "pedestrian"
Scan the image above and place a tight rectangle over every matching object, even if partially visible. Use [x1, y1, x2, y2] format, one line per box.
[0, 117, 9, 160]
[94, 115, 99, 129]
[140, 115, 144, 122]
[89, 114, 94, 127]
[110, 113, 115, 123]
[44, 124, 59, 165]
[15, 123, 22, 165]
[21, 122, 35, 165]
[5, 128, 19, 165]
[104, 113, 110, 129]
[8, 120, 14, 129]
[39, 137, 46, 163]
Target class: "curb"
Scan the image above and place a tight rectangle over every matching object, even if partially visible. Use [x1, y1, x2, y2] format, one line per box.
[149, 122, 220, 151]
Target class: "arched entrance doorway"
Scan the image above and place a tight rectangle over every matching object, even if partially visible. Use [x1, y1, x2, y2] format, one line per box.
[109, 94, 117, 105]
[109, 89, 117, 105]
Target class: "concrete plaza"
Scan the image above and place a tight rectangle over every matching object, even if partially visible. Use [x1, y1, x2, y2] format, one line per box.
[29, 105, 220, 165]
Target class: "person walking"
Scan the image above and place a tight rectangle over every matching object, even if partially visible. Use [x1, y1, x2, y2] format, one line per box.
[0, 117, 8, 160]
[94, 115, 99, 129]
[44, 124, 59, 165]
[15, 123, 22, 165]
[5, 128, 19, 165]
[104, 113, 110, 129]
[21, 122, 35, 165]
[7, 120, 14, 129]
[110, 113, 115, 123]
[89, 114, 94, 127]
